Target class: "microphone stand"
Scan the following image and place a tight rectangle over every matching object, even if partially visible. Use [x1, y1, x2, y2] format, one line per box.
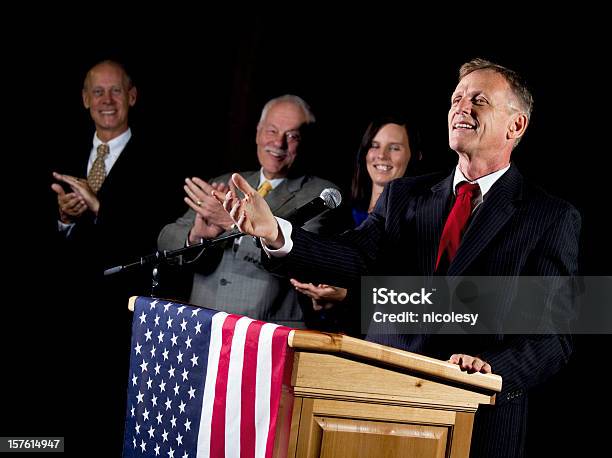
[105, 187, 342, 297]
[103, 230, 246, 297]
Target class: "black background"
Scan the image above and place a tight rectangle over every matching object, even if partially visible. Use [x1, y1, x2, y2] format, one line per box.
[3, 12, 610, 456]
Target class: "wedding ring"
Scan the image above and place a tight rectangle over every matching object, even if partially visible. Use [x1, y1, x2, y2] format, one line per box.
[196, 200, 203, 206]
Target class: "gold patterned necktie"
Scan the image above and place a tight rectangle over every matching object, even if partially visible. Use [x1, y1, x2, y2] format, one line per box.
[257, 180, 273, 197]
[88, 143, 109, 194]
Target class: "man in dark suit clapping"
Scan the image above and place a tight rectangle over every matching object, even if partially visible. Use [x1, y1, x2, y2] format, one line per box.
[51, 59, 180, 305]
[50, 59, 181, 455]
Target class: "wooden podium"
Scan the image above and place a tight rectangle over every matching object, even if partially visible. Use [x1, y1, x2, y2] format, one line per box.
[275, 330, 502, 458]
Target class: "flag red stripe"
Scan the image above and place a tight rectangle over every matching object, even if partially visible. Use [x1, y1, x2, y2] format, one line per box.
[210, 314, 241, 457]
[240, 320, 264, 458]
[265, 326, 291, 458]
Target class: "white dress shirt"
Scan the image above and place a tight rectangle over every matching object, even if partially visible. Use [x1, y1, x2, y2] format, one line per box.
[88, 128, 131, 176]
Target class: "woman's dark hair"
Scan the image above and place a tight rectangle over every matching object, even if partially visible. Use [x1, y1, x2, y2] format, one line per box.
[351, 114, 422, 211]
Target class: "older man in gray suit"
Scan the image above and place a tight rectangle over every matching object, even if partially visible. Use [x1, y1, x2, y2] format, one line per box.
[158, 95, 340, 327]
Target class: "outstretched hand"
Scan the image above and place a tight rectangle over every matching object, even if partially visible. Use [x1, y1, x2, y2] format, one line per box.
[290, 279, 348, 311]
[215, 173, 284, 248]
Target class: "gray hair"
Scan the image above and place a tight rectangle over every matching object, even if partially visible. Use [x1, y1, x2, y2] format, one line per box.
[258, 94, 316, 126]
[459, 58, 533, 120]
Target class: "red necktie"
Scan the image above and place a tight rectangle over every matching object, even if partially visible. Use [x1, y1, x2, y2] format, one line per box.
[435, 182, 480, 271]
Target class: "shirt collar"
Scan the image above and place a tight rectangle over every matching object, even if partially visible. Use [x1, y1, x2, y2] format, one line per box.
[93, 128, 132, 157]
[452, 163, 511, 198]
[259, 169, 285, 190]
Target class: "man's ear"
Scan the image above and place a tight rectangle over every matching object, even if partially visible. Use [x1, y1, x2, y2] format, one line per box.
[82, 90, 90, 109]
[508, 113, 528, 140]
[128, 86, 137, 107]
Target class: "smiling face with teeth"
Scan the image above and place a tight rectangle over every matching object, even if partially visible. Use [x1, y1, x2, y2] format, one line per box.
[448, 69, 525, 168]
[365, 123, 412, 189]
[82, 62, 136, 143]
[256, 101, 307, 179]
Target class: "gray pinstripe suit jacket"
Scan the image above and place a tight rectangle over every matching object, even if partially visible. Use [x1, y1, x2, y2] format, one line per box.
[158, 171, 340, 328]
[282, 164, 581, 457]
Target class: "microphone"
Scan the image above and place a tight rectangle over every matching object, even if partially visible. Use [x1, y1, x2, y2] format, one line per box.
[103, 188, 342, 277]
[286, 187, 342, 227]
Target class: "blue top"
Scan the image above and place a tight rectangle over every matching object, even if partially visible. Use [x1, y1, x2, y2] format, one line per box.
[351, 207, 369, 227]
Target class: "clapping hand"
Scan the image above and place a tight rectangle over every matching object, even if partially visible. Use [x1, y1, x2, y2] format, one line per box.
[184, 177, 232, 242]
[51, 172, 100, 221]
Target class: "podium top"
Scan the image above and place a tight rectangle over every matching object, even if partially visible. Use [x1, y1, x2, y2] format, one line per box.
[288, 330, 502, 393]
[128, 297, 501, 392]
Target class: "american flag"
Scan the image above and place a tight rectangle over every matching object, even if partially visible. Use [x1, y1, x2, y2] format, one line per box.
[123, 297, 293, 458]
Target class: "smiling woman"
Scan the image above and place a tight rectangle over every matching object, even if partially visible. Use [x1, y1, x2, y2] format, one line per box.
[352, 114, 422, 225]
[290, 114, 422, 335]
[366, 123, 412, 211]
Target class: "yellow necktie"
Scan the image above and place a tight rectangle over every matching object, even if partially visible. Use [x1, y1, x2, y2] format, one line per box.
[257, 180, 273, 198]
[88, 143, 109, 193]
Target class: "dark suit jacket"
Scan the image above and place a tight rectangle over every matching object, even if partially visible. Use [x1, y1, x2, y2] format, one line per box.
[53, 130, 184, 455]
[59, 132, 182, 301]
[282, 164, 581, 458]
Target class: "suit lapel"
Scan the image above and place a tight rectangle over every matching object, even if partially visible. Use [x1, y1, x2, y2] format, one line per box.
[418, 173, 453, 275]
[266, 176, 303, 217]
[81, 148, 90, 177]
[245, 171, 259, 192]
[245, 172, 300, 217]
[96, 134, 148, 199]
[96, 138, 135, 201]
[448, 165, 523, 276]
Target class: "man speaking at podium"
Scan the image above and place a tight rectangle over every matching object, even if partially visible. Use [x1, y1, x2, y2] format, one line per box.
[217, 59, 581, 457]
